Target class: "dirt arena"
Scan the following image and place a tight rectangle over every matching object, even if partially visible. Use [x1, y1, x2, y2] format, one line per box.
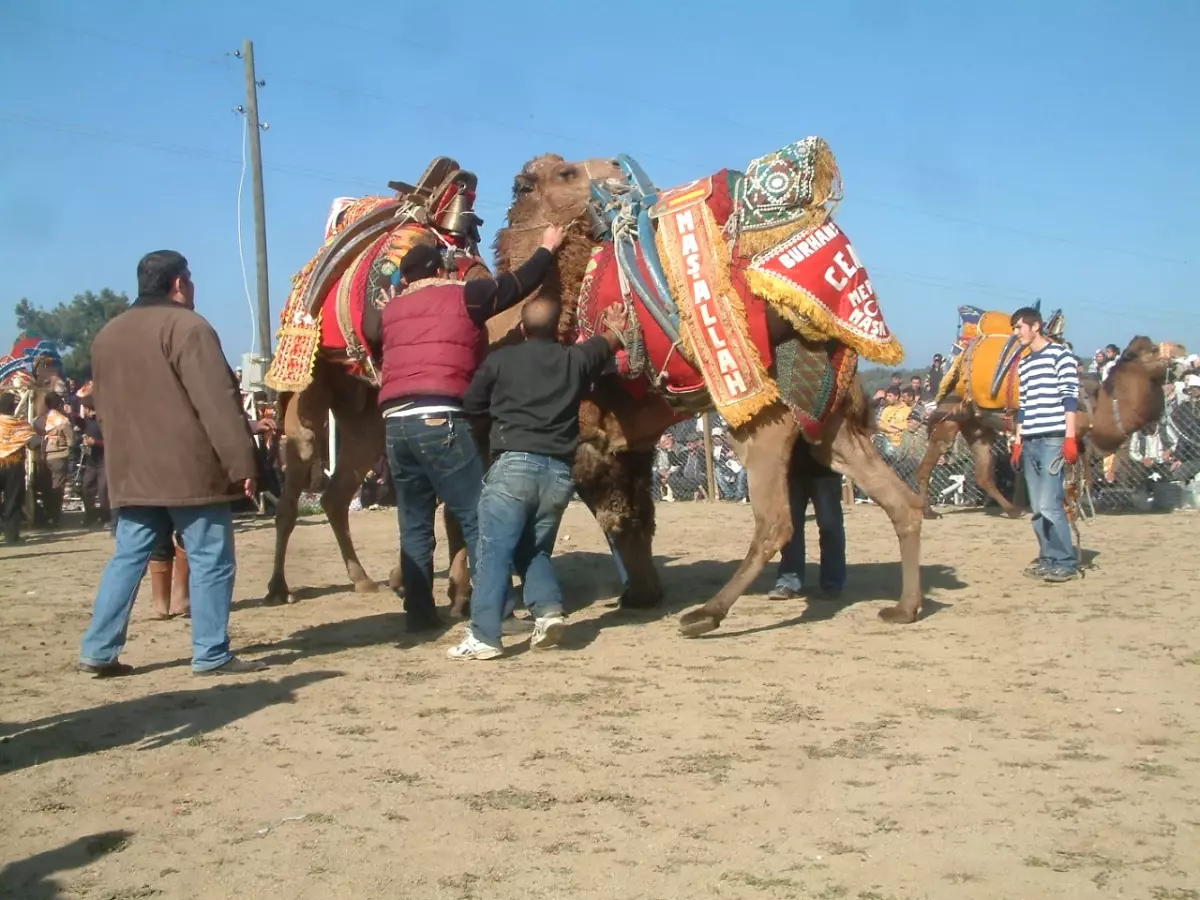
[2, 501, 1198, 900]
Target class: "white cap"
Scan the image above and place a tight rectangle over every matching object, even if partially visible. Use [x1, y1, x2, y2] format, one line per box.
[1186, 374, 1200, 389]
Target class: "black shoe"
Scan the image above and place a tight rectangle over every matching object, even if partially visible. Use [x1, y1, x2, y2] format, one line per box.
[79, 660, 134, 678]
[194, 656, 268, 676]
[818, 587, 844, 601]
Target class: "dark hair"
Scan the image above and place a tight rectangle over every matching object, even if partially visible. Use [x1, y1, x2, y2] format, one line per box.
[890, 371, 902, 379]
[885, 386, 900, 396]
[137, 250, 189, 296]
[0, 393, 16, 415]
[1010, 306, 1043, 328]
[1105, 343, 1120, 354]
[398, 244, 445, 282]
[44, 391, 63, 412]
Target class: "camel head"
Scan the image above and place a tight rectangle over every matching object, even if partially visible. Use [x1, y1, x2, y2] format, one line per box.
[493, 154, 623, 278]
[1111, 335, 1188, 387]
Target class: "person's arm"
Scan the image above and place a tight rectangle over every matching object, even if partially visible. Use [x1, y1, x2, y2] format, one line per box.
[463, 225, 566, 326]
[1057, 348, 1080, 441]
[174, 324, 259, 485]
[362, 299, 383, 362]
[463, 354, 498, 418]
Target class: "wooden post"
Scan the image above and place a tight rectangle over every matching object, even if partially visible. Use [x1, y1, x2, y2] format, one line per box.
[702, 413, 718, 502]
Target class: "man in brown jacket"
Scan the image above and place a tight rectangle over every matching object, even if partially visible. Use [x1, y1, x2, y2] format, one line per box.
[79, 250, 266, 677]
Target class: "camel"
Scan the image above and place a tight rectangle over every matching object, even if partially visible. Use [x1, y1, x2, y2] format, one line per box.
[262, 160, 491, 609]
[915, 332, 1188, 519]
[485, 150, 927, 634]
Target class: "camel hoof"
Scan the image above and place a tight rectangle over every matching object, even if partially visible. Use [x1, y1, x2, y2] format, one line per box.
[618, 589, 663, 610]
[922, 509, 942, 521]
[678, 609, 720, 638]
[354, 580, 379, 594]
[1006, 509, 1027, 519]
[878, 604, 920, 625]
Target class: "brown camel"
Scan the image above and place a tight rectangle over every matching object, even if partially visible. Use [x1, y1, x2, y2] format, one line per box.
[263, 181, 490, 609]
[263, 159, 626, 613]
[915, 334, 1188, 519]
[484, 153, 927, 634]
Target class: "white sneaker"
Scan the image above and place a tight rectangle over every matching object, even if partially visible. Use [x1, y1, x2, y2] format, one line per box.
[531, 615, 566, 650]
[446, 629, 503, 661]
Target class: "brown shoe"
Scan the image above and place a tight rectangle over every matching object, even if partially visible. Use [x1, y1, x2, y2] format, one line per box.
[170, 548, 191, 618]
[148, 560, 174, 619]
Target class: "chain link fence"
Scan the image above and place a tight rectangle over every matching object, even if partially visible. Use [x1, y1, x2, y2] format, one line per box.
[658, 386, 1200, 514]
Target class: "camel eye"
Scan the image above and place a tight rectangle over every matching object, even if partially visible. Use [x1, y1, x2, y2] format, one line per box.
[559, 166, 577, 181]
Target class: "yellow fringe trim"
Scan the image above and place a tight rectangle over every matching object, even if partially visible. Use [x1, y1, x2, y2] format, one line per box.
[742, 266, 906, 367]
[654, 203, 778, 428]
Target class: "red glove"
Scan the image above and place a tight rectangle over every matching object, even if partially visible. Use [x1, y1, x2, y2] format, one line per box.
[1063, 437, 1078, 465]
[1010, 441, 1022, 467]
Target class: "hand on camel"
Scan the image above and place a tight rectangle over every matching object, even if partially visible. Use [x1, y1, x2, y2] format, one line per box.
[540, 225, 567, 253]
[602, 305, 627, 337]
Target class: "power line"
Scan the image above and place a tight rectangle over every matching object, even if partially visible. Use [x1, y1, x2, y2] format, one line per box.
[2, 112, 1193, 329]
[8, 11, 1191, 267]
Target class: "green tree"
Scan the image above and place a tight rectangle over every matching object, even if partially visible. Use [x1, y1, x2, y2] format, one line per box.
[14, 289, 129, 381]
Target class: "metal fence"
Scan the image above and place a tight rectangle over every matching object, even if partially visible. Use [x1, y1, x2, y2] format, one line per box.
[659, 390, 1200, 514]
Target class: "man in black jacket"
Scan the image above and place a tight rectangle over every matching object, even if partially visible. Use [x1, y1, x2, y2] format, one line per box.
[448, 299, 623, 659]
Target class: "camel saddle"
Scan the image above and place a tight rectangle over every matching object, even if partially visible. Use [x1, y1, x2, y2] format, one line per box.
[950, 305, 1066, 411]
[265, 157, 487, 394]
[303, 157, 483, 319]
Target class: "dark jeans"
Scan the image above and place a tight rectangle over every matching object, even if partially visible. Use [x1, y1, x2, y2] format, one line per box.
[385, 414, 484, 620]
[471, 452, 575, 646]
[82, 460, 109, 525]
[1, 461, 25, 542]
[777, 473, 846, 592]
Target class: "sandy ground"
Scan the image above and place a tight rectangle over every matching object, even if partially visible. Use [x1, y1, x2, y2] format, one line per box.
[1, 500, 1199, 900]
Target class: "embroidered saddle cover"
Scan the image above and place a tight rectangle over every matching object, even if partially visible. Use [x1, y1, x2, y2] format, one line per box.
[266, 158, 488, 394]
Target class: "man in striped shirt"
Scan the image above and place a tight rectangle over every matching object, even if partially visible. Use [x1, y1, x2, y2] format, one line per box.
[1011, 307, 1080, 582]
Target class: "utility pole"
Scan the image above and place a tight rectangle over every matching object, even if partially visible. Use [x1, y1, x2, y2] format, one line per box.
[240, 39, 272, 364]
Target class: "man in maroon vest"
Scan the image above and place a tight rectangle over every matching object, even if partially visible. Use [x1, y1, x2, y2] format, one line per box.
[363, 227, 565, 631]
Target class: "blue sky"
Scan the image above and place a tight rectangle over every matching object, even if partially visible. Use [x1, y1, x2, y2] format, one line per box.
[1, 0, 1196, 372]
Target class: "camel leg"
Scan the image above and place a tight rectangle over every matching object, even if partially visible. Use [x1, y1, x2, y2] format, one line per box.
[964, 425, 1023, 518]
[574, 444, 663, 609]
[320, 406, 385, 594]
[913, 419, 958, 521]
[265, 387, 326, 606]
[442, 506, 472, 618]
[678, 408, 799, 637]
[829, 418, 925, 624]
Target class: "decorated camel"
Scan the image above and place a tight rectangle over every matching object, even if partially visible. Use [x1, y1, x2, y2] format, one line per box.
[262, 157, 489, 607]
[914, 305, 1187, 519]
[480, 141, 929, 633]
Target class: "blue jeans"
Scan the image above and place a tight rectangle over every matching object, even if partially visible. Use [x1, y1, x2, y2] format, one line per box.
[471, 452, 575, 646]
[776, 474, 846, 592]
[385, 414, 483, 617]
[1022, 435, 1076, 571]
[80, 504, 236, 672]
